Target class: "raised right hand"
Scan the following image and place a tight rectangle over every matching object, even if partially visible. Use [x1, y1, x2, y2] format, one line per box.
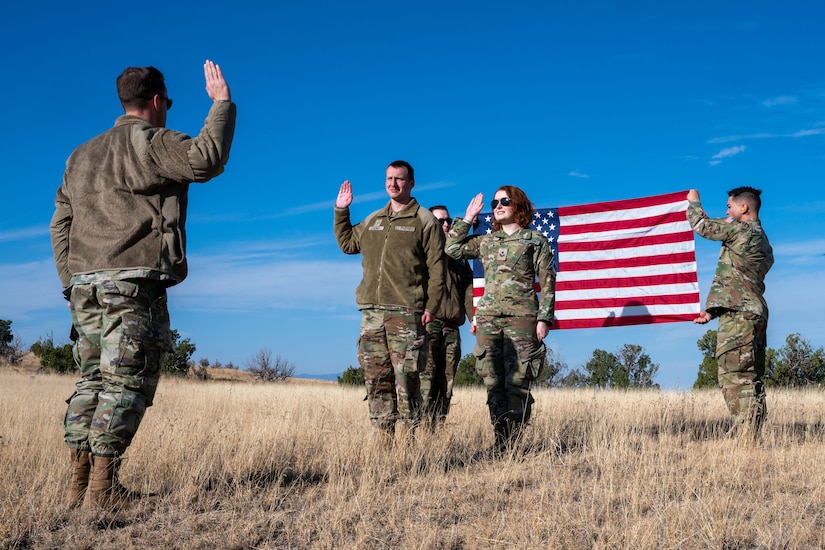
[464, 193, 484, 222]
[204, 60, 231, 102]
[336, 180, 353, 208]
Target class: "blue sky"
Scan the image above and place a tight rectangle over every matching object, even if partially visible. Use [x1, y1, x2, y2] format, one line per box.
[2, 1, 824, 388]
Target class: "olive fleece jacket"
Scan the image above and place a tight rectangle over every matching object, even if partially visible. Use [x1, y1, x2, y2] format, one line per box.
[334, 198, 446, 316]
[50, 100, 236, 289]
[437, 256, 474, 327]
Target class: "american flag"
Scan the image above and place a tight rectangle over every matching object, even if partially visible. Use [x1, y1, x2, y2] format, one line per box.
[472, 190, 700, 329]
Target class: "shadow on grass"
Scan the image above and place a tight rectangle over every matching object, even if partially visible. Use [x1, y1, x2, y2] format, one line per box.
[640, 418, 825, 444]
[640, 417, 733, 441]
[201, 466, 328, 492]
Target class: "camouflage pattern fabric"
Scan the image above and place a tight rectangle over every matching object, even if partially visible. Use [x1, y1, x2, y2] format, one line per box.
[717, 310, 768, 435]
[420, 319, 461, 425]
[64, 278, 170, 457]
[686, 202, 774, 318]
[687, 200, 773, 436]
[473, 315, 545, 427]
[446, 218, 555, 435]
[445, 219, 556, 322]
[359, 308, 426, 432]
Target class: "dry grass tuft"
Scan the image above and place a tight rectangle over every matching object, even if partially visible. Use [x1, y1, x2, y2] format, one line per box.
[3, 370, 825, 548]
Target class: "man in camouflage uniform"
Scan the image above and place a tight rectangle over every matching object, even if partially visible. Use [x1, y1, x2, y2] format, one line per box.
[446, 186, 555, 451]
[50, 61, 236, 508]
[687, 187, 773, 437]
[334, 161, 445, 442]
[420, 206, 474, 430]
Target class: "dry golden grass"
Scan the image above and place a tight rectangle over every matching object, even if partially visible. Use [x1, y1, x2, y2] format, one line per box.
[2, 369, 825, 549]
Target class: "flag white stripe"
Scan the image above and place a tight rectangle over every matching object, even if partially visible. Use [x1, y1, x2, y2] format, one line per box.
[557, 200, 689, 227]
[557, 282, 699, 301]
[560, 241, 695, 262]
[557, 221, 692, 243]
[557, 261, 697, 281]
[555, 303, 698, 320]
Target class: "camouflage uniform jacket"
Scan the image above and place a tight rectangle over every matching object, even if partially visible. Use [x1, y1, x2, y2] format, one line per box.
[445, 218, 556, 322]
[436, 256, 474, 327]
[687, 201, 773, 318]
[50, 100, 237, 289]
[334, 198, 446, 315]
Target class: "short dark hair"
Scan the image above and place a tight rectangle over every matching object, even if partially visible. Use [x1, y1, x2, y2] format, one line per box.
[116, 66, 167, 110]
[387, 160, 414, 182]
[492, 185, 534, 231]
[428, 205, 448, 213]
[728, 186, 762, 213]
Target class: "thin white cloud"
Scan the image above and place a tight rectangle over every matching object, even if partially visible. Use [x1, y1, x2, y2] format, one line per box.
[567, 170, 590, 179]
[712, 145, 746, 159]
[766, 269, 825, 344]
[762, 95, 798, 107]
[0, 259, 63, 316]
[190, 181, 455, 224]
[709, 145, 746, 166]
[175, 256, 363, 312]
[0, 225, 49, 243]
[791, 128, 825, 138]
[708, 127, 825, 144]
[771, 239, 825, 264]
[190, 237, 330, 261]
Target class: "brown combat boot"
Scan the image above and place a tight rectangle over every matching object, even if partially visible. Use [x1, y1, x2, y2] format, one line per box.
[83, 455, 142, 510]
[67, 449, 91, 507]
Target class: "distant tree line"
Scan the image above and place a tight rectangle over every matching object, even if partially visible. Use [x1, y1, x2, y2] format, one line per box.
[693, 329, 825, 389]
[5, 318, 823, 389]
[336, 343, 660, 389]
[336, 331, 825, 391]
[0, 319, 292, 382]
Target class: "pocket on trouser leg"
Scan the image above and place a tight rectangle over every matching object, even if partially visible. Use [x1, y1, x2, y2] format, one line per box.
[63, 390, 96, 449]
[92, 387, 149, 456]
[523, 343, 547, 382]
[472, 344, 488, 377]
[403, 334, 426, 374]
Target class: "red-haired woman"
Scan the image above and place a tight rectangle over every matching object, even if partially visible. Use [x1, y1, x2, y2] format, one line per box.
[446, 185, 556, 451]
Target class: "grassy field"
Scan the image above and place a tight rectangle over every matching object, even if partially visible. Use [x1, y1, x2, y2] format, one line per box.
[2, 367, 825, 549]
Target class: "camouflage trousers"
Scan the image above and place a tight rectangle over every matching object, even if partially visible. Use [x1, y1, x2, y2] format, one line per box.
[717, 310, 768, 435]
[473, 315, 545, 427]
[358, 308, 426, 432]
[65, 279, 170, 457]
[420, 319, 461, 425]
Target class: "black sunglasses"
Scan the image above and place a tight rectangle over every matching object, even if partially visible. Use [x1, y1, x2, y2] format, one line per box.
[490, 197, 512, 209]
[160, 96, 173, 110]
[435, 217, 453, 226]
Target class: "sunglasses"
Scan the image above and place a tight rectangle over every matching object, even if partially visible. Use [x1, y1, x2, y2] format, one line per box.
[490, 197, 512, 209]
[435, 217, 453, 226]
[160, 96, 173, 110]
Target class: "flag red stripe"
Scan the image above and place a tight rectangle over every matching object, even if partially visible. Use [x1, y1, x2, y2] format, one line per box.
[560, 251, 696, 271]
[556, 272, 698, 290]
[558, 211, 687, 235]
[475, 264, 697, 296]
[556, 190, 688, 216]
[555, 293, 700, 311]
[554, 313, 697, 329]
[558, 230, 693, 253]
